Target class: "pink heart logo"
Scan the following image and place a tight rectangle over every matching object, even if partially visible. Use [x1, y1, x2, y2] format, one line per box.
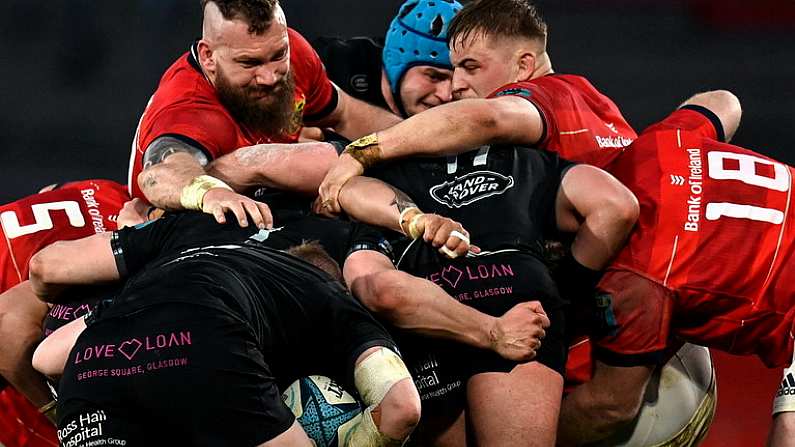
[73, 304, 93, 318]
[440, 265, 463, 289]
[118, 338, 143, 360]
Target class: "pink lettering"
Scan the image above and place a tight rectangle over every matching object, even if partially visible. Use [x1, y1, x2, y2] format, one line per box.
[156, 334, 167, 348]
[466, 266, 479, 280]
[428, 273, 441, 285]
[179, 331, 192, 345]
[501, 264, 514, 276]
[477, 265, 489, 278]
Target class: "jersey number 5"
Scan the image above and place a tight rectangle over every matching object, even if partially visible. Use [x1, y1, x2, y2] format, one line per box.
[705, 151, 789, 225]
[1, 201, 86, 239]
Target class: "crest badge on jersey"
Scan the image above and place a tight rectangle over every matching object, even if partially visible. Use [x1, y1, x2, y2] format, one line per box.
[430, 171, 515, 208]
[287, 94, 307, 136]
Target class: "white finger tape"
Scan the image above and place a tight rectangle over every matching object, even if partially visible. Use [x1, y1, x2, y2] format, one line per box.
[440, 246, 459, 259]
[449, 230, 470, 244]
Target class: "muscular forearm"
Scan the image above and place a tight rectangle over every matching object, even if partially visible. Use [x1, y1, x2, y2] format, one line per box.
[208, 142, 338, 195]
[137, 152, 205, 209]
[338, 177, 416, 234]
[353, 269, 496, 349]
[375, 96, 539, 160]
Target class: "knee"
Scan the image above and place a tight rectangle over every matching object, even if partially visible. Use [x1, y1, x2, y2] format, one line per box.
[378, 378, 422, 438]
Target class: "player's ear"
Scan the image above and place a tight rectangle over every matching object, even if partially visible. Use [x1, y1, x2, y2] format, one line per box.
[515, 51, 535, 82]
[197, 40, 217, 77]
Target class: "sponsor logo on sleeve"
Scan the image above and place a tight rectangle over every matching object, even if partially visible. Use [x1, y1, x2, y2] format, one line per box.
[429, 171, 514, 208]
[495, 87, 532, 98]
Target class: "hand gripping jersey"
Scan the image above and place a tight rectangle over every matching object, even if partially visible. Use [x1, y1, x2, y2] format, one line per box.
[597, 107, 795, 367]
[0, 180, 128, 447]
[371, 146, 572, 404]
[128, 28, 338, 199]
[490, 74, 637, 168]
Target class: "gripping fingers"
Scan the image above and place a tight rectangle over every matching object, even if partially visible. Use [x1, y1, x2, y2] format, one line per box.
[257, 202, 273, 229]
[211, 204, 227, 224]
[242, 201, 266, 229]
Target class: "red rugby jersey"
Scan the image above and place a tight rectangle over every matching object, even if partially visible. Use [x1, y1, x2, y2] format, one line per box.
[128, 28, 337, 199]
[0, 180, 128, 447]
[606, 108, 795, 363]
[0, 180, 128, 292]
[489, 74, 637, 167]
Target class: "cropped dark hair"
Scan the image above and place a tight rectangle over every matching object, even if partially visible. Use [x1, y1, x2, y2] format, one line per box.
[201, 0, 279, 34]
[448, 0, 547, 48]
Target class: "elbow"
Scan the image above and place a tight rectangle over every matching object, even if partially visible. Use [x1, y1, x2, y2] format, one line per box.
[613, 190, 640, 233]
[32, 339, 59, 378]
[358, 271, 409, 318]
[28, 250, 60, 302]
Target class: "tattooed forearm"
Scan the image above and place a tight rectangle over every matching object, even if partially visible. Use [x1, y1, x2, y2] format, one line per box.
[388, 185, 418, 213]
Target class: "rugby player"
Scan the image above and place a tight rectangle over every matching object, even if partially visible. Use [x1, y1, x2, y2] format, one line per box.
[329, 140, 637, 445]
[379, 0, 461, 118]
[316, 0, 462, 119]
[555, 90, 795, 447]
[318, 0, 637, 209]
[24, 210, 490, 446]
[130, 0, 401, 222]
[0, 180, 128, 447]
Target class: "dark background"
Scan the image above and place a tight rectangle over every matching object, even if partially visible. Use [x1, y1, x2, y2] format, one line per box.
[1, 0, 793, 203]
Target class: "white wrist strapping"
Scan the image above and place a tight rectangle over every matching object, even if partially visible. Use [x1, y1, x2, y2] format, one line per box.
[773, 357, 795, 415]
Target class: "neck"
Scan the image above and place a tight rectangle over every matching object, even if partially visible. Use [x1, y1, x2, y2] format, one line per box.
[530, 52, 553, 79]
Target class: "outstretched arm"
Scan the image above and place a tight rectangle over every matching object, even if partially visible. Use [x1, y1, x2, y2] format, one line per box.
[344, 250, 548, 362]
[333, 176, 474, 258]
[28, 232, 119, 303]
[207, 141, 338, 196]
[318, 96, 540, 204]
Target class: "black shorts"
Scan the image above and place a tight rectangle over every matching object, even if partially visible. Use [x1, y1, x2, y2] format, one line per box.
[57, 303, 294, 447]
[397, 251, 567, 408]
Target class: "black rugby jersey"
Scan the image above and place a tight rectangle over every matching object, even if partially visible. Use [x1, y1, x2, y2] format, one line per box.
[99, 212, 395, 388]
[371, 145, 573, 253]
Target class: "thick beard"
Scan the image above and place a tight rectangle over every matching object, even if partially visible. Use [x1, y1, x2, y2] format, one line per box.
[215, 67, 296, 137]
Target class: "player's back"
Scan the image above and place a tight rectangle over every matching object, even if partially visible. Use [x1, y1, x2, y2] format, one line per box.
[608, 108, 795, 362]
[0, 180, 128, 292]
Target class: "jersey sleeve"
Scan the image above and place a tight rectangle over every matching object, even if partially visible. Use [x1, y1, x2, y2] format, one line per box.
[110, 215, 180, 277]
[346, 223, 396, 264]
[642, 106, 725, 142]
[140, 102, 239, 164]
[489, 82, 551, 146]
[288, 28, 338, 123]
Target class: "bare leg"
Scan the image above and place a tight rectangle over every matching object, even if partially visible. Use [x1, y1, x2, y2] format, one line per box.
[769, 413, 795, 447]
[354, 346, 421, 442]
[467, 362, 563, 446]
[0, 282, 51, 408]
[412, 407, 466, 447]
